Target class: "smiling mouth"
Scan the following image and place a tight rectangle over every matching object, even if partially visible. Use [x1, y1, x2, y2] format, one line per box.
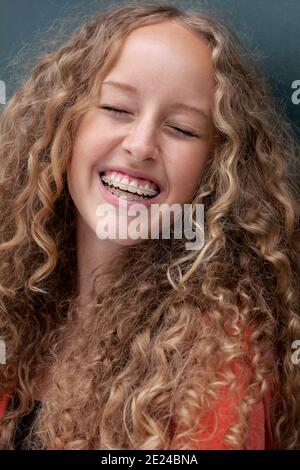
[99, 171, 161, 201]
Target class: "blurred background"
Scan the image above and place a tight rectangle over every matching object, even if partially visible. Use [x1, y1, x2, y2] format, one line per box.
[0, 0, 299, 133]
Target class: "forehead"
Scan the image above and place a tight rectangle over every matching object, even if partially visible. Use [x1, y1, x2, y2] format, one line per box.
[103, 21, 214, 99]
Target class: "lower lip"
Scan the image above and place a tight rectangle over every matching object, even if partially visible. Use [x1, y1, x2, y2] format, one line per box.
[98, 173, 163, 208]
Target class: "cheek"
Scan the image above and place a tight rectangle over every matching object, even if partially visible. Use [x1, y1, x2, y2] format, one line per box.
[67, 138, 93, 202]
[68, 128, 104, 182]
[66, 156, 82, 208]
[67, 145, 85, 190]
[168, 151, 208, 200]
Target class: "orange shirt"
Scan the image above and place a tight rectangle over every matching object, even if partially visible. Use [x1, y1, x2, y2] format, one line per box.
[0, 328, 275, 449]
[0, 383, 274, 449]
[181, 358, 274, 450]
[0, 392, 11, 418]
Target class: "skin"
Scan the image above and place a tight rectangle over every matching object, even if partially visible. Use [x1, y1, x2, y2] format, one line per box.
[67, 19, 216, 307]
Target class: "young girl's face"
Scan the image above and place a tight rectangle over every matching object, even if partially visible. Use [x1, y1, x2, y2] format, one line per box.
[68, 20, 216, 244]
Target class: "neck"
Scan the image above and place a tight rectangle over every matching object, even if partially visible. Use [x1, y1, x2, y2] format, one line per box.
[75, 211, 122, 311]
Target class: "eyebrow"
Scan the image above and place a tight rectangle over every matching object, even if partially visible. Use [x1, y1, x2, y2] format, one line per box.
[101, 80, 209, 121]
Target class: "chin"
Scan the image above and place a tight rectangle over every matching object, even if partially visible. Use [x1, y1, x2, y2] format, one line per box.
[114, 237, 145, 247]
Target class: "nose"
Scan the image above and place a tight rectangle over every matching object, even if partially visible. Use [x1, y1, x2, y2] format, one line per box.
[121, 115, 159, 162]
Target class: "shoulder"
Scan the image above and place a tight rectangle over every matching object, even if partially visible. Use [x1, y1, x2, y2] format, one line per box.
[190, 324, 275, 449]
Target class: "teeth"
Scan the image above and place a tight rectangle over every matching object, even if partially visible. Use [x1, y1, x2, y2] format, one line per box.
[104, 183, 150, 201]
[100, 173, 159, 197]
[127, 180, 139, 193]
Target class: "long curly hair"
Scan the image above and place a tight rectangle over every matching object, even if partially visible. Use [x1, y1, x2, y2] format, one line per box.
[0, 1, 299, 450]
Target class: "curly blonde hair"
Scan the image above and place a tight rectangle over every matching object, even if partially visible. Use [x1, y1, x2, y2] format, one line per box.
[0, 1, 299, 450]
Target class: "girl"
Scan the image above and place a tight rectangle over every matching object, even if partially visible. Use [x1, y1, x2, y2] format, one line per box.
[0, 1, 299, 450]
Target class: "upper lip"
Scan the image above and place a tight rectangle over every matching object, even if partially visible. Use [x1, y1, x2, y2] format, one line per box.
[99, 166, 163, 192]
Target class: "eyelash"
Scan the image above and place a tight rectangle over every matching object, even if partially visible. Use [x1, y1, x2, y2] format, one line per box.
[100, 106, 199, 138]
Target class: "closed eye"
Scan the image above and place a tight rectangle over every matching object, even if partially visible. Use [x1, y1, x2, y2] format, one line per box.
[170, 127, 199, 138]
[100, 105, 129, 116]
[99, 106, 200, 138]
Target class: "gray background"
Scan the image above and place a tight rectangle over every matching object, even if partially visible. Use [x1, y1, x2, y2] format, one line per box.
[0, 0, 299, 132]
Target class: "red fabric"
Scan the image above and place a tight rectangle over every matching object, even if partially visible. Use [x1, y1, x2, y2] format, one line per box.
[0, 383, 275, 450]
[0, 328, 275, 450]
[0, 392, 11, 418]
[172, 325, 275, 450]
[186, 357, 274, 449]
